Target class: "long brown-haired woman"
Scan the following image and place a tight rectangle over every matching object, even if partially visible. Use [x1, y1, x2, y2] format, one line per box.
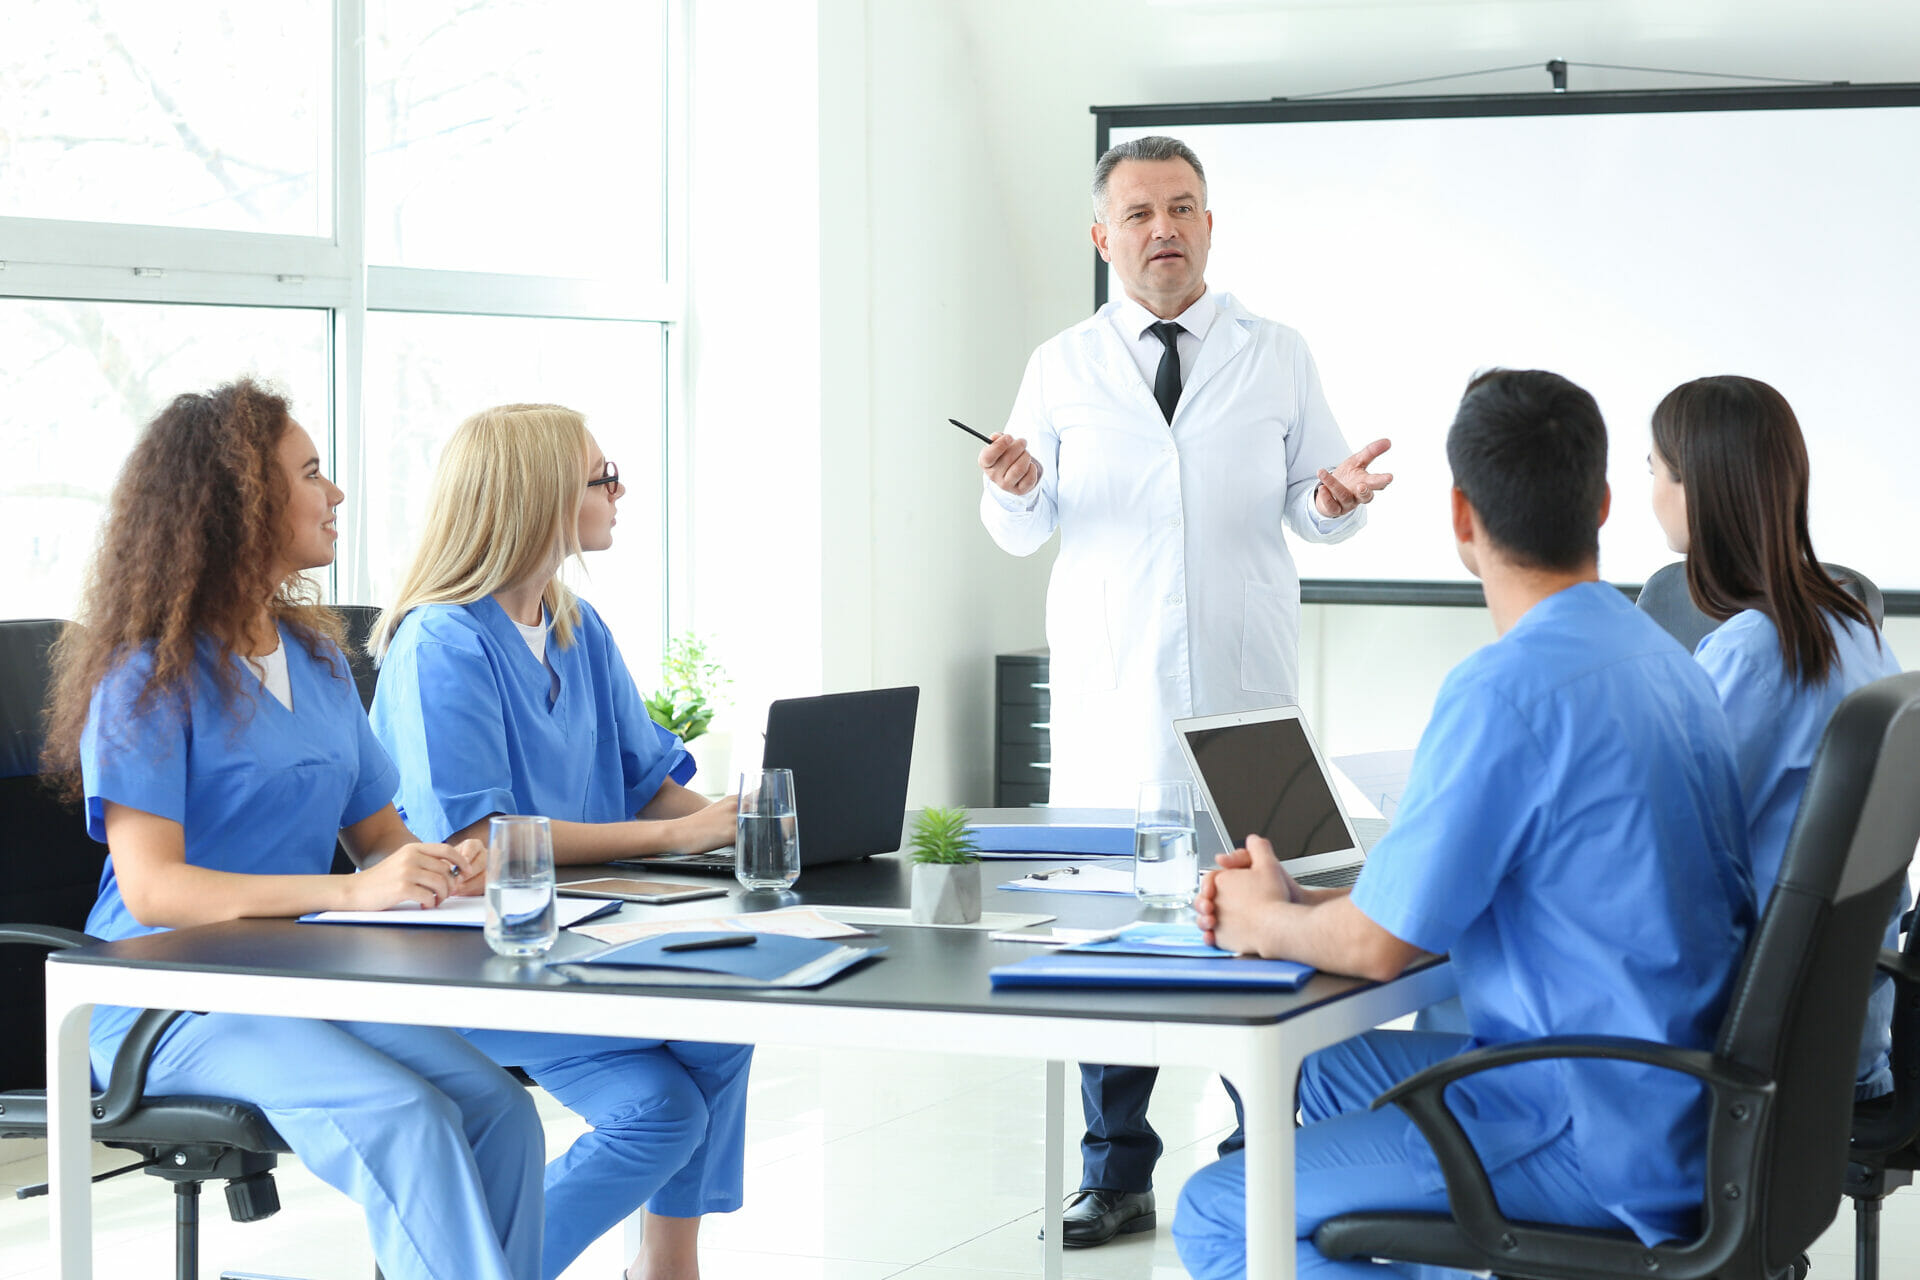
[42, 379, 544, 1280]
[1650, 373, 1903, 1097]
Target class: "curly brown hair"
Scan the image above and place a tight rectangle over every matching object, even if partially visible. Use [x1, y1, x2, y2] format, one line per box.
[41, 379, 346, 800]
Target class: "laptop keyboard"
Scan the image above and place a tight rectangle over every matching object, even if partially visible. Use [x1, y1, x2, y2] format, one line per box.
[1295, 864, 1364, 889]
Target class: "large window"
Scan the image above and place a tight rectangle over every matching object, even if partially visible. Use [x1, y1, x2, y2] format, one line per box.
[0, 0, 683, 673]
[0, 300, 329, 621]
[1, 2, 332, 235]
[362, 312, 667, 654]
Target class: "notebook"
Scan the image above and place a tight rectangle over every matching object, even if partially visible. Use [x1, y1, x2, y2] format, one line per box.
[989, 952, 1315, 991]
[1173, 705, 1370, 891]
[616, 686, 919, 872]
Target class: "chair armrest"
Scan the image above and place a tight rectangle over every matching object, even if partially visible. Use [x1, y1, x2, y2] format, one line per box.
[0, 923, 94, 951]
[1373, 1034, 1772, 1108]
[6, 924, 193, 1128]
[1876, 947, 1920, 985]
[92, 1007, 190, 1128]
[1369, 1035, 1772, 1257]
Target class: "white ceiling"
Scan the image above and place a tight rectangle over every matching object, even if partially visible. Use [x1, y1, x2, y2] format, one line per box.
[954, 0, 1920, 105]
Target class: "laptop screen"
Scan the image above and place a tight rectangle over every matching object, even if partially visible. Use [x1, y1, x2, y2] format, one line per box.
[1183, 716, 1353, 863]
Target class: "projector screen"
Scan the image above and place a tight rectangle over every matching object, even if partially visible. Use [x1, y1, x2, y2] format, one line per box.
[1099, 86, 1920, 607]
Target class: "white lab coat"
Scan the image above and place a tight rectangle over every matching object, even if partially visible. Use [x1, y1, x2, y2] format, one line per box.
[981, 292, 1364, 807]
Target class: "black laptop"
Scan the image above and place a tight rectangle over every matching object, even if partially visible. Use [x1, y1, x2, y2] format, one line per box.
[615, 686, 920, 872]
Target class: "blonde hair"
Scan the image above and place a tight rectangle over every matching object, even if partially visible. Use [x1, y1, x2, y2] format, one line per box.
[373, 403, 591, 660]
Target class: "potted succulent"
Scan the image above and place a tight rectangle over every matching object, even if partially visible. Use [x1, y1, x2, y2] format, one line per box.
[645, 633, 732, 795]
[909, 806, 982, 924]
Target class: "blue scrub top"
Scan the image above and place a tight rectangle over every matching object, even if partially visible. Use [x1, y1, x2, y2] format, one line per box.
[370, 596, 694, 843]
[1696, 606, 1904, 1094]
[1696, 609, 1901, 896]
[1350, 582, 1754, 1245]
[79, 625, 399, 946]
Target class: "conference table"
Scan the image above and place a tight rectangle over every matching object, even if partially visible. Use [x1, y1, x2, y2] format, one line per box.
[43, 809, 1455, 1280]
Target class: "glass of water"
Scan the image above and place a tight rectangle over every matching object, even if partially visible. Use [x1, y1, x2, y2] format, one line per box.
[485, 814, 557, 957]
[1134, 780, 1199, 907]
[735, 768, 800, 891]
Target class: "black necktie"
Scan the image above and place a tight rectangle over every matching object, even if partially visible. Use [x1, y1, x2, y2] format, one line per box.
[1148, 321, 1183, 423]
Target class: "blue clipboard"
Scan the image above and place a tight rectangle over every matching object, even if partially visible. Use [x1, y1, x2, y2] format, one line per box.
[553, 932, 882, 989]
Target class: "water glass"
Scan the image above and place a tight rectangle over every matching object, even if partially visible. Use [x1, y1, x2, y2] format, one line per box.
[485, 815, 557, 957]
[735, 768, 801, 890]
[1134, 780, 1199, 907]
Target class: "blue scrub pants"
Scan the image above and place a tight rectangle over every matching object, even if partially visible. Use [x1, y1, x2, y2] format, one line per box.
[462, 1031, 752, 1280]
[91, 1012, 544, 1280]
[1173, 1031, 1621, 1280]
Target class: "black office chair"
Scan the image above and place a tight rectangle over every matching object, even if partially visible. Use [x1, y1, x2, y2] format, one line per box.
[0, 618, 293, 1280]
[1840, 917, 1920, 1280]
[333, 603, 384, 714]
[1636, 560, 1885, 651]
[1314, 671, 1920, 1280]
[326, 604, 384, 876]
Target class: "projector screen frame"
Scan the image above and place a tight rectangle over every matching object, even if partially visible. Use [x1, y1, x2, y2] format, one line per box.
[1092, 82, 1920, 613]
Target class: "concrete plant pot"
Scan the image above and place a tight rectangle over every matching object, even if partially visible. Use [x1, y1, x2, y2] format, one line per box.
[910, 862, 982, 925]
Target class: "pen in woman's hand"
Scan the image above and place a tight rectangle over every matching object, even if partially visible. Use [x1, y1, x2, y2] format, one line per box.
[948, 418, 994, 445]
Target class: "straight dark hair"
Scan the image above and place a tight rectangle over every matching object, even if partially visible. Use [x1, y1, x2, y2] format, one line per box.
[1650, 375, 1873, 686]
[1446, 368, 1608, 572]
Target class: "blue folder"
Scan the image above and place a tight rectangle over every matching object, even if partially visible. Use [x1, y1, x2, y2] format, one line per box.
[554, 932, 881, 989]
[989, 952, 1315, 991]
[966, 823, 1133, 856]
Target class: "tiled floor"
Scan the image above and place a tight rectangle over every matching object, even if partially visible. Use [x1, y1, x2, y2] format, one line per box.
[2, 1046, 1915, 1279]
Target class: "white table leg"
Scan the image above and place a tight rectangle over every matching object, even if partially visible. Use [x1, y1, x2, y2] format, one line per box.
[1237, 1038, 1301, 1280]
[1044, 1059, 1065, 1280]
[624, 1210, 645, 1267]
[46, 972, 94, 1280]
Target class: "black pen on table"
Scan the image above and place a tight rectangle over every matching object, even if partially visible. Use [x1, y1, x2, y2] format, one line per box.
[948, 417, 995, 445]
[661, 934, 757, 952]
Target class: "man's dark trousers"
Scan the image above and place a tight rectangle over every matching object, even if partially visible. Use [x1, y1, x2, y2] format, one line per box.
[1079, 1064, 1246, 1191]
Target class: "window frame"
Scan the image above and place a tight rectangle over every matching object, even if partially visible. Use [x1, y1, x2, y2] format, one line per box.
[0, 0, 687, 645]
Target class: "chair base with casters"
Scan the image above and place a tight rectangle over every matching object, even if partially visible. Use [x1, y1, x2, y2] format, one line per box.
[1841, 1158, 1911, 1280]
[1842, 944, 1920, 1280]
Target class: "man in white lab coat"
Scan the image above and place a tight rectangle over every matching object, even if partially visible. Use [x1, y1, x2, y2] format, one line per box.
[979, 135, 1392, 1246]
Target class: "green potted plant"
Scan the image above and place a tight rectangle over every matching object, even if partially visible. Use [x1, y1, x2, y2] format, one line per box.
[909, 806, 982, 924]
[645, 633, 731, 796]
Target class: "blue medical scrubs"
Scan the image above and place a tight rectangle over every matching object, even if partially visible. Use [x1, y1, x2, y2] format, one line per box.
[1697, 608, 1905, 1096]
[373, 596, 750, 1279]
[81, 627, 544, 1280]
[1174, 583, 1755, 1280]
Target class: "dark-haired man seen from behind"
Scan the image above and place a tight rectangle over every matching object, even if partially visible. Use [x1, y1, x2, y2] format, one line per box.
[1173, 370, 1757, 1280]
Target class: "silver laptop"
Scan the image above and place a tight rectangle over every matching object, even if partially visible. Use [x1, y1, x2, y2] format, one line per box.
[1173, 706, 1369, 890]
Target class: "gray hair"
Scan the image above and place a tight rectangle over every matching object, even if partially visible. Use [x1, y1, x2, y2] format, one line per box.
[1092, 136, 1208, 222]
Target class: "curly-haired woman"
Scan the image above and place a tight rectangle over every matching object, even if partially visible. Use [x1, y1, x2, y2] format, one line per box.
[42, 379, 544, 1280]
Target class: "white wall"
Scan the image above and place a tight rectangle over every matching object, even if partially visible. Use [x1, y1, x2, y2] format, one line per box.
[685, 0, 826, 780]
[688, 0, 1920, 804]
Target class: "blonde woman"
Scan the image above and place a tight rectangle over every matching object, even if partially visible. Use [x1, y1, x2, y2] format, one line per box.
[371, 404, 747, 1280]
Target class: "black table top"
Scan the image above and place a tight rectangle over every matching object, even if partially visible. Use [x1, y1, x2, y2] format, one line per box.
[50, 813, 1423, 1028]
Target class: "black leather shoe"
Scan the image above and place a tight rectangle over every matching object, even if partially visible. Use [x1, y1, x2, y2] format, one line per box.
[1038, 1188, 1157, 1247]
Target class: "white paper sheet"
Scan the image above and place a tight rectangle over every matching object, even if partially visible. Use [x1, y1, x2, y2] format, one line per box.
[1332, 749, 1417, 821]
[999, 865, 1137, 895]
[299, 897, 611, 928]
